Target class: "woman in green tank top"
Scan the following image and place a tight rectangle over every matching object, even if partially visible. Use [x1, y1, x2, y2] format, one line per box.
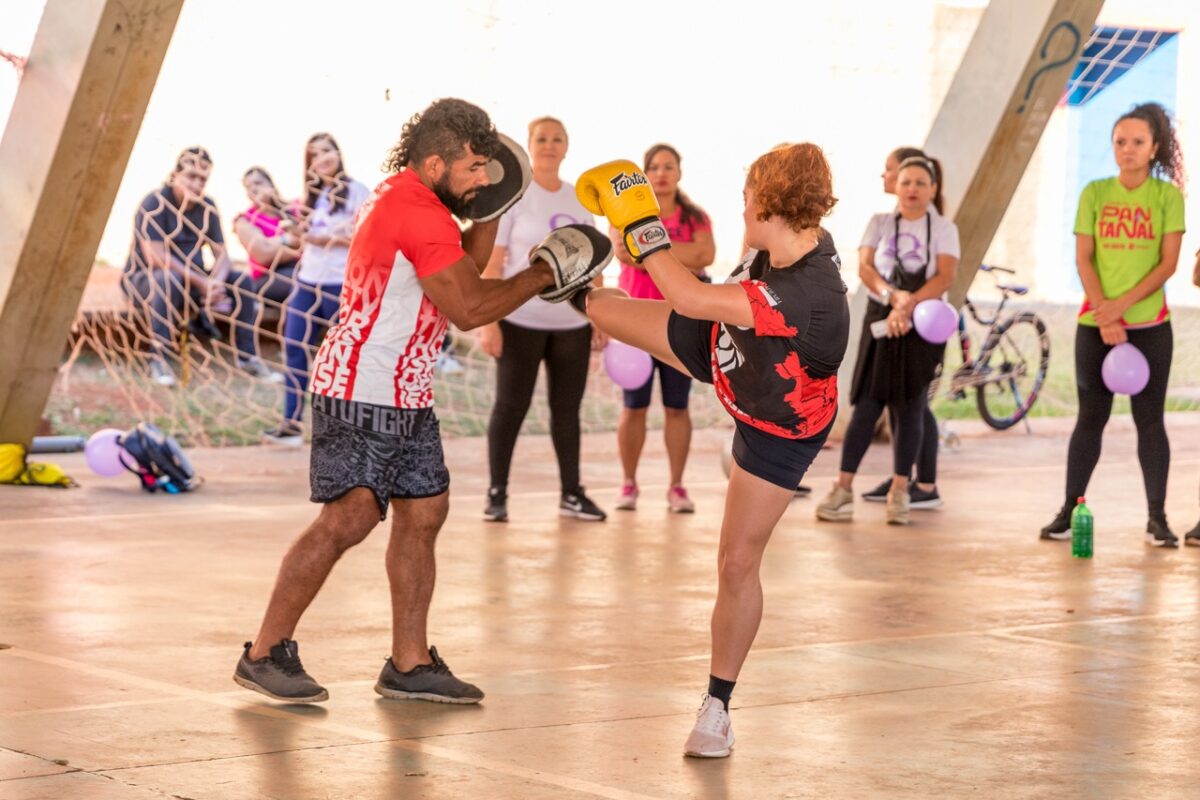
[1040, 102, 1190, 548]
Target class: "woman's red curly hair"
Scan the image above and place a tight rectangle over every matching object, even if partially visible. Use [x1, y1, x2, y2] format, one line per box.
[746, 143, 837, 231]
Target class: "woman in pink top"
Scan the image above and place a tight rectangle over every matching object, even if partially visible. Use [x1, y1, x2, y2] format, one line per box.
[610, 143, 715, 513]
[233, 166, 302, 310]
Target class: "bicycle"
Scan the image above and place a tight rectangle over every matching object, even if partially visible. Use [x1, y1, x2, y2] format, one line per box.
[931, 264, 1050, 431]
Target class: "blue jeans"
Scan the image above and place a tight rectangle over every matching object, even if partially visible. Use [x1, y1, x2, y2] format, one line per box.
[122, 267, 260, 360]
[282, 280, 342, 423]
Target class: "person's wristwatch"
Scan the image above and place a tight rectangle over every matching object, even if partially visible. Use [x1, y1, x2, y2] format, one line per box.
[879, 287, 893, 306]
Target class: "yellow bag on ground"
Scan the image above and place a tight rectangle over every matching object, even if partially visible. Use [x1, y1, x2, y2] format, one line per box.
[0, 443, 77, 487]
[16, 462, 78, 488]
[0, 443, 26, 482]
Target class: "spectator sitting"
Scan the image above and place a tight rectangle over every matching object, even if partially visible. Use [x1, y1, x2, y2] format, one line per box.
[121, 146, 282, 386]
[232, 166, 304, 353]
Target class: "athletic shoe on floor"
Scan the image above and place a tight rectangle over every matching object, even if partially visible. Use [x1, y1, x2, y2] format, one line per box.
[374, 646, 484, 704]
[684, 694, 734, 758]
[483, 487, 508, 522]
[239, 356, 285, 384]
[667, 485, 695, 514]
[148, 357, 177, 387]
[262, 423, 304, 447]
[233, 639, 328, 703]
[1146, 517, 1179, 548]
[1185, 521, 1200, 547]
[816, 483, 854, 522]
[615, 482, 638, 511]
[861, 477, 891, 503]
[908, 485, 943, 510]
[886, 487, 911, 525]
[1039, 506, 1072, 541]
[560, 487, 606, 521]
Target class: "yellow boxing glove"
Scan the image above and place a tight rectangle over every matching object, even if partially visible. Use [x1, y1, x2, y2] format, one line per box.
[576, 160, 671, 262]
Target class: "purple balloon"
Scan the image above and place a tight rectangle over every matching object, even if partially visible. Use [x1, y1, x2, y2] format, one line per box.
[1102, 342, 1150, 395]
[85, 428, 130, 478]
[604, 341, 653, 390]
[912, 299, 958, 344]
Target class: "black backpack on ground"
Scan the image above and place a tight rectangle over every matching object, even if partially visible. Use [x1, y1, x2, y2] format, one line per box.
[118, 423, 202, 493]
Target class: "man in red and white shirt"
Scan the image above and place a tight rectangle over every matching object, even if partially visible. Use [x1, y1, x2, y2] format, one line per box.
[235, 99, 563, 705]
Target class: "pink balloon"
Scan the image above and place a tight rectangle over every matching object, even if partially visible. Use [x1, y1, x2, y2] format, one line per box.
[85, 428, 130, 478]
[1102, 342, 1150, 395]
[912, 299, 958, 344]
[604, 341, 653, 390]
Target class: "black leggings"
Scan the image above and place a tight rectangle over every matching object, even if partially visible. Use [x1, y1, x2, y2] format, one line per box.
[487, 320, 592, 493]
[860, 405, 939, 484]
[1065, 322, 1172, 516]
[840, 390, 929, 479]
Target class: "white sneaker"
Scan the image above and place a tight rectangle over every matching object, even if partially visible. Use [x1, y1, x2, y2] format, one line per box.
[239, 357, 285, 384]
[148, 357, 177, 387]
[815, 483, 854, 522]
[683, 694, 734, 758]
[615, 482, 638, 511]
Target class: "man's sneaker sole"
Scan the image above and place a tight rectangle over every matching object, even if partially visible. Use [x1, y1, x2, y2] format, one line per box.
[816, 508, 853, 522]
[909, 496, 943, 510]
[1186, 535, 1200, 547]
[560, 507, 606, 521]
[373, 682, 483, 704]
[1145, 534, 1179, 548]
[483, 512, 508, 522]
[233, 672, 328, 703]
[615, 501, 637, 511]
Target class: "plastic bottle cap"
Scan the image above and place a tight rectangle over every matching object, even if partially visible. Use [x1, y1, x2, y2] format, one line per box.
[1077, 497, 1086, 504]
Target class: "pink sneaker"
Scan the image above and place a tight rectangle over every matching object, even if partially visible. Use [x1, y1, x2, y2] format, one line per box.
[668, 485, 695, 514]
[615, 482, 638, 511]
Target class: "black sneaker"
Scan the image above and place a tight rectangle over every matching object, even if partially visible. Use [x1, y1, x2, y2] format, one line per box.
[262, 422, 303, 447]
[1039, 505, 1072, 541]
[233, 639, 328, 703]
[1186, 521, 1200, 547]
[861, 478, 891, 503]
[560, 486, 606, 521]
[188, 312, 224, 341]
[483, 487, 508, 522]
[374, 646, 484, 704]
[1146, 517, 1179, 548]
[908, 485, 943, 510]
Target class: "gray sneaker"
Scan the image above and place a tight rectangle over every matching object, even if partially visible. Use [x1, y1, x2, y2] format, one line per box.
[233, 639, 328, 703]
[374, 646, 484, 704]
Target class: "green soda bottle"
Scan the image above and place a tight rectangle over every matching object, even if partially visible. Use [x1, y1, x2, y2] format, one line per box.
[1071, 497, 1093, 559]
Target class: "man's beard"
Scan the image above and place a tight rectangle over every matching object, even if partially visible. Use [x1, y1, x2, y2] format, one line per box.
[433, 174, 477, 218]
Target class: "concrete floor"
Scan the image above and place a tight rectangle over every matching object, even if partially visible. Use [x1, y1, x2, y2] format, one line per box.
[2, 413, 1200, 799]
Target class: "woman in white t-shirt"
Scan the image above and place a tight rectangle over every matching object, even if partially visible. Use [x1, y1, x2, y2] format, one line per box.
[263, 132, 370, 445]
[817, 156, 959, 524]
[477, 117, 606, 522]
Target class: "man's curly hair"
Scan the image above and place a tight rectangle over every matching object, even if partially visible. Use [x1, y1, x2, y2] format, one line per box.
[383, 98, 500, 173]
[746, 143, 837, 231]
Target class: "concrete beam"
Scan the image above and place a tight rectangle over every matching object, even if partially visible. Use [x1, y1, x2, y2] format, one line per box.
[925, 0, 1104, 306]
[0, 0, 182, 446]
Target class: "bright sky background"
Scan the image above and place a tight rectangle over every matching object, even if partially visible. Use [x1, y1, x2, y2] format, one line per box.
[2, 0, 1195, 299]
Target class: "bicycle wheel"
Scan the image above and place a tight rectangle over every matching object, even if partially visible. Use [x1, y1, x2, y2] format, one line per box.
[974, 312, 1049, 430]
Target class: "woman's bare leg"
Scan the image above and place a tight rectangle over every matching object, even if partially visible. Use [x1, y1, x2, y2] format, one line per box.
[709, 460, 796, 680]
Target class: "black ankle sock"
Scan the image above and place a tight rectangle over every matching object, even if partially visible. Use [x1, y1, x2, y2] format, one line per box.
[707, 675, 735, 710]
